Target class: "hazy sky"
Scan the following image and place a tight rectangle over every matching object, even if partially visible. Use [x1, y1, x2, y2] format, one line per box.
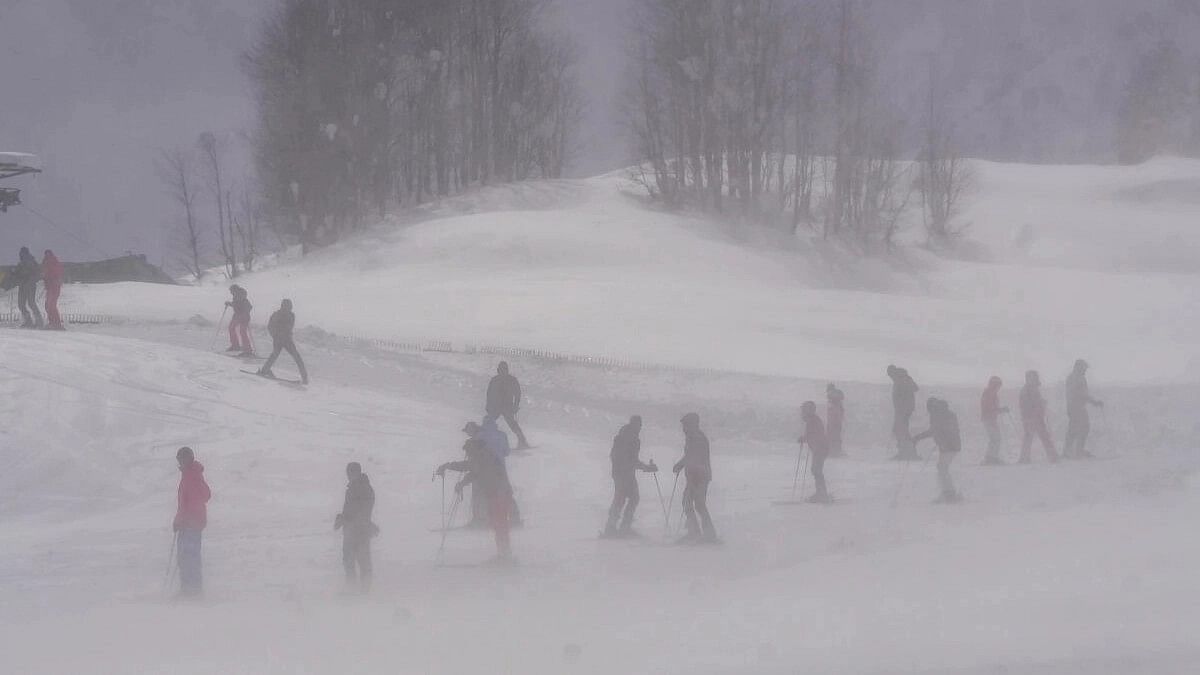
[2, 0, 1196, 266]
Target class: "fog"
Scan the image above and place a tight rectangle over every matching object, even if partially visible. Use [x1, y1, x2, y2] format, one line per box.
[2, 2, 1200, 674]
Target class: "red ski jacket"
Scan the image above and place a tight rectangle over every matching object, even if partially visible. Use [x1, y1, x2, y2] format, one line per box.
[41, 251, 64, 286]
[175, 462, 211, 530]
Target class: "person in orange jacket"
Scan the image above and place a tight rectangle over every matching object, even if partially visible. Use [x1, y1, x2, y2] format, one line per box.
[41, 250, 65, 330]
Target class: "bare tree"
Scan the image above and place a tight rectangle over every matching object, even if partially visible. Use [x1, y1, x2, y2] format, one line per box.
[155, 147, 205, 280]
[919, 58, 974, 244]
[198, 132, 238, 277]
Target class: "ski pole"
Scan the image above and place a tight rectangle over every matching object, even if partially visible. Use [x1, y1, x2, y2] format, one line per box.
[799, 449, 812, 502]
[209, 306, 229, 352]
[651, 462, 669, 530]
[890, 448, 916, 508]
[162, 531, 178, 595]
[435, 472, 446, 532]
[664, 471, 680, 537]
[438, 493, 462, 560]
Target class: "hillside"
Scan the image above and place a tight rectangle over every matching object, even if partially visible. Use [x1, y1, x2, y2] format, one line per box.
[56, 158, 1200, 385]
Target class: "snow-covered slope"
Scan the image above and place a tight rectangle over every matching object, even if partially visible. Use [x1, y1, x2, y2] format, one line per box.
[61, 158, 1200, 385]
[2, 325, 1199, 674]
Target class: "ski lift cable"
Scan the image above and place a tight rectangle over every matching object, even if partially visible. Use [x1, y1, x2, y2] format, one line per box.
[19, 204, 113, 260]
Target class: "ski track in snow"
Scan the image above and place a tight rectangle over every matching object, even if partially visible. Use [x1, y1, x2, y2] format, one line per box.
[1, 323, 1199, 674]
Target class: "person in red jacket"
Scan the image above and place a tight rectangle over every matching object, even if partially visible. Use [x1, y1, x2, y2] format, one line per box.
[173, 446, 211, 598]
[799, 400, 832, 503]
[41, 250, 65, 330]
[980, 376, 1008, 465]
[225, 285, 253, 355]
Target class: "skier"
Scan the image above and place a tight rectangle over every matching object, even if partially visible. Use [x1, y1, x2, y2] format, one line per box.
[173, 446, 211, 598]
[41, 250, 65, 331]
[798, 401, 832, 503]
[460, 421, 490, 528]
[913, 397, 962, 503]
[437, 436, 515, 563]
[980, 376, 1009, 465]
[334, 462, 376, 592]
[11, 246, 42, 328]
[1018, 370, 1059, 464]
[603, 415, 657, 538]
[1063, 359, 1104, 459]
[673, 412, 717, 543]
[486, 361, 530, 450]
[826, 383, 846, 457]
[258, 299, 308, 384]
[225, 285, 253, 355]
[477, 415, 523, 526]
[887, 365, 920, 460]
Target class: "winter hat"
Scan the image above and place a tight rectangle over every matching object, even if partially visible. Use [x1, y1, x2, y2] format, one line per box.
[177, 446, 195, 462]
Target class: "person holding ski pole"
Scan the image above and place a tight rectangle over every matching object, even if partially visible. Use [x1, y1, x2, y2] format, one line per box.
[913, 398, 962, 503]
[486, 362, 531, 450]
[1063, 359, 1104, 459]
[1019, 370, 1059, 464]
[172, 446, 211, 598]
[258, 299, 308, 384]
[826, 383, 846, 457]
[10, 246, 43, 328]
[799, 401, 832, 503]
[225, 285, 254, 356]
[41, 249, 65, 330]
[437, 436, 515, 563]
[673, 413, 717, 544]
[460, 421, 490, 528]
[981, 376, 1009, 465]
[603, 415, 657, 538]
[887, 365, 920, 460]
[334, 462, 376, 593]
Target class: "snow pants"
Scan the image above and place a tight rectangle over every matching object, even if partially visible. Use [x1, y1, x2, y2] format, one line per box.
[1063, 411, 1091, 458]
[682, 475, 715, 539]
[984, 419, 1003, 461]
[607, 472, 640, 532]
[1021, 418, 1058, 462]
[828, 421, 844, 456]
[937, 452, 957, 498]
[228, 313, 251, 351]
[263, 338, 308, 382]
[44, 281, 62, 329]
[17, 282, 41, 328]
[489, 493, 512, 557]
[343, 531, 372, 589]
[177, 528, 203, 597]
[810, 451, 828, 498]
[497, 412, 530, 449]
[893, 408, 916, 457]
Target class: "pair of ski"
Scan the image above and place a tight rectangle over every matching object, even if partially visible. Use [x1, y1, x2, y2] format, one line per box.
[240, 369, 305, 386]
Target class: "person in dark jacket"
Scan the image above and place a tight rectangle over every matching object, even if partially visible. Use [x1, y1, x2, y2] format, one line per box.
[604, 416, 657, 537]
[673, 412, 716, 543]
[258, 299, 308, 384]
[980, 376, 1009, 465]
[41, 250, 65, 330]
[1063, 359, 1104, 459]
[887, 365, 920, 460]
[334, 462, 376, 592]
[485, 361, 530, 450]
[799, 401, 832, 503]
[1019, 370, 1059, 464]
[11, 247, 43, 328]
[913, 398, 962, 503]
[173, 446, 211, 598]
[225, 285, 254, 355]
[826, 383, 845, 457]
[438, 437, 515, 562]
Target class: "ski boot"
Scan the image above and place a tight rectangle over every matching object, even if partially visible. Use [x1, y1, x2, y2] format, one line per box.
[806, 492, 833, 504]
[983, 455, 1006, 466]
[226, 345, 242, 352]
[256, 368, 275, 379]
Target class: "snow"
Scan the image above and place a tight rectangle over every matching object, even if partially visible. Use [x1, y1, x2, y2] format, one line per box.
[2, 158, 1200, 673]
[62, 158, 1200, 385]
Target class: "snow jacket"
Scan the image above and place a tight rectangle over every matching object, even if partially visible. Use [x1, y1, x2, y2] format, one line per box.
[890, 369, 919, 416]
[41, 251, 64, 288]
[174, 462, 211, 531]
[267, 308, 295, 341]
[981, 386, 1002, 424]
[486, 373, 522, 415]
[1019, 384, 1047, 424]
[914, 404, 961, 454]
[1065, 371, 1095, 415]
[674, 429, 712, 481]
[800, 411, 830, 457]
[451, 439, 513, 501]
[11, 249, 40, 288]
[229, 288, 252, 317]
[339, 474, 376, 538]
[611, 423, 651, 477]
[478, 417, 512, 460]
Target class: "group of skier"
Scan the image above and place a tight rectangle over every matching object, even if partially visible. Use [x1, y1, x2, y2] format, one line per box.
[218, 284, 309, 385]
[1, 246, 65, 329]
